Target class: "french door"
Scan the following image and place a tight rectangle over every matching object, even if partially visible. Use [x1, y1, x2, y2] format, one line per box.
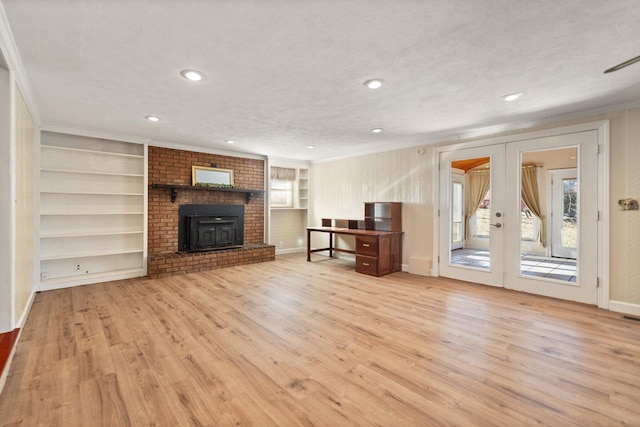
[504, 131, 598, 304]
[439, 144, 505, 287]
[438, 130, 600, 305]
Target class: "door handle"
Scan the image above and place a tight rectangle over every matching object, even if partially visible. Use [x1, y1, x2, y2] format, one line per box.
[490, 222, 502, 228]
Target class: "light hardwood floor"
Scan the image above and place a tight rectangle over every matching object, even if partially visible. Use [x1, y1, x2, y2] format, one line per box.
[1, 253, 640, 426]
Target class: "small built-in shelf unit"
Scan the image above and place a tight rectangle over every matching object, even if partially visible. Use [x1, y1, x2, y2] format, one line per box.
[40, 132, 146, 289]
[269, 166, 309, 210]
[298, 168, 309, 209]
[364, 202, 402, 231]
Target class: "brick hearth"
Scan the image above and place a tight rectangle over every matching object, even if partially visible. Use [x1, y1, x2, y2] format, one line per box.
[148, 244, 274, 279]
[147, 146, 274, 278]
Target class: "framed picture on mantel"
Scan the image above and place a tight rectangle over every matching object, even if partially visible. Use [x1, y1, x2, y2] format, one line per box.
[192, 166, 234, 187]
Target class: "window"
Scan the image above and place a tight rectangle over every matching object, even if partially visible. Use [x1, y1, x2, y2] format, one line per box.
[520, 201, 540, 241]
[472, 189, 490, 237]
[270, 167, 295, 208]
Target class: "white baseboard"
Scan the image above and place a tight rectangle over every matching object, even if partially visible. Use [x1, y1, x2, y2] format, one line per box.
[609, 300, 640, 317]
[37, 268, 145, 292]
[15, 288, 36, 329]
[275, 247, 306, 255]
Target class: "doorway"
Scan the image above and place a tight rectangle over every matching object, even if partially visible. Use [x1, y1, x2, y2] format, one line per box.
[436, 125, 606, 306]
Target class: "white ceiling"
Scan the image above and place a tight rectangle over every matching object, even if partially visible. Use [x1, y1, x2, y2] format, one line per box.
[3, 0, 640, 162]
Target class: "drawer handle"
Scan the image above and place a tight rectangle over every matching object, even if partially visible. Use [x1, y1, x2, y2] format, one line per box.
[362, 262, 370, 266]
[362, 243, 370, 247]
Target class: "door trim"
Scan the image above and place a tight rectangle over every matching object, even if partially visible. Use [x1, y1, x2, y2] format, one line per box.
[433, 120, 609, 308]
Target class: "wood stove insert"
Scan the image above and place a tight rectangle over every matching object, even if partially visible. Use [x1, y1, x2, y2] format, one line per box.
[178, 204, 244, 252]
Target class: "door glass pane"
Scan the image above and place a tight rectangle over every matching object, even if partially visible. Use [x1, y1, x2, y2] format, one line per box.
[562, 179, 577, 249]
[452, 182, 463, 244]
[519, 148, 577, 283]
[521, 201, 535, 240]
[450, 157, 490, 269]
[473, 190, 490, 237]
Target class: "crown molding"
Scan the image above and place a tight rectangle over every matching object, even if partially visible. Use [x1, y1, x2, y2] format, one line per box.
[0, 2, 40, 125]
[149, 139, 268, 161]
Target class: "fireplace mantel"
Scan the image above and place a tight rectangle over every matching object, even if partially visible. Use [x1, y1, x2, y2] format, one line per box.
[151, 183, 265, 204]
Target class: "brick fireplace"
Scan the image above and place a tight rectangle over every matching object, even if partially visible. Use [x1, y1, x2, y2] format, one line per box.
[147, 146, 275, 278]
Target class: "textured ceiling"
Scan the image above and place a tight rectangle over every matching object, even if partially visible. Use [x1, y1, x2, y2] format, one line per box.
[3, 0, 640, 161]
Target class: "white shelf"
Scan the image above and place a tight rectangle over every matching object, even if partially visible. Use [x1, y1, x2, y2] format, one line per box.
[41, 191, 144, 196]
[41, 231, 143, 239]
[41, 168, 144, 177]
[41, 212, 144, 216]
[41, 249, 143, 261]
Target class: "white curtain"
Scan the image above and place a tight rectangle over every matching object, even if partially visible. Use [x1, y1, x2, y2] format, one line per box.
[521, 165, 545, 247]
[464, 169, 490, 240]
[270, 167, 295, 181]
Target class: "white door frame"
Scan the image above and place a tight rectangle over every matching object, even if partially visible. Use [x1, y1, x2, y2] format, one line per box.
[433, 121, 610, 309]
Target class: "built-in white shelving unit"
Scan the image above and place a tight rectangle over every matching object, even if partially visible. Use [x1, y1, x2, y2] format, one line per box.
[39, 133, 146, 289]
[298, 168, 309, 209]
[268, 163, 310, 254]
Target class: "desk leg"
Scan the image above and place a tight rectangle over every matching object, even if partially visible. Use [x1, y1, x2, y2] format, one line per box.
[307, 229, 311, 261]
[329, 232, 333, 258]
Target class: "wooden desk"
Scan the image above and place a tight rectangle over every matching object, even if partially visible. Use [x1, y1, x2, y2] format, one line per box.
[307, 227, 402, 276]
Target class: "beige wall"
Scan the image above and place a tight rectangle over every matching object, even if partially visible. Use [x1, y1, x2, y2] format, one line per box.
[609, 108, 640, 304]
[14, 85, 38, 324]
[310, 106, 640, 307]
[310, 146, 434, 269]
[271, 209, 307, 251]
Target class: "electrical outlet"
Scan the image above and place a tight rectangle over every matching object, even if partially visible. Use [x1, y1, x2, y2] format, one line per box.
[278, 241, 284, 248]
[75, 263, 81, 271]
[40, 272, 49, 281]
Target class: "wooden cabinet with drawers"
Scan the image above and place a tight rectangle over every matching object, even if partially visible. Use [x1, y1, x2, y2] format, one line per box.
[307, 202, 402, 277]
[355, 233, 402, 276]
[356, 202, 402, 276]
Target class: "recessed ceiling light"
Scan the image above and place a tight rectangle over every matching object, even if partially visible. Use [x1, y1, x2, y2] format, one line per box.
[371, 128, 383, 133]
[180, 69, 206, 82]
[145, 115, 160, 122]
[363, 79, 384, 89]
[307, 145, 315, 149]
[226, 140, 235, 144]
[503, 92, 523, 101]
